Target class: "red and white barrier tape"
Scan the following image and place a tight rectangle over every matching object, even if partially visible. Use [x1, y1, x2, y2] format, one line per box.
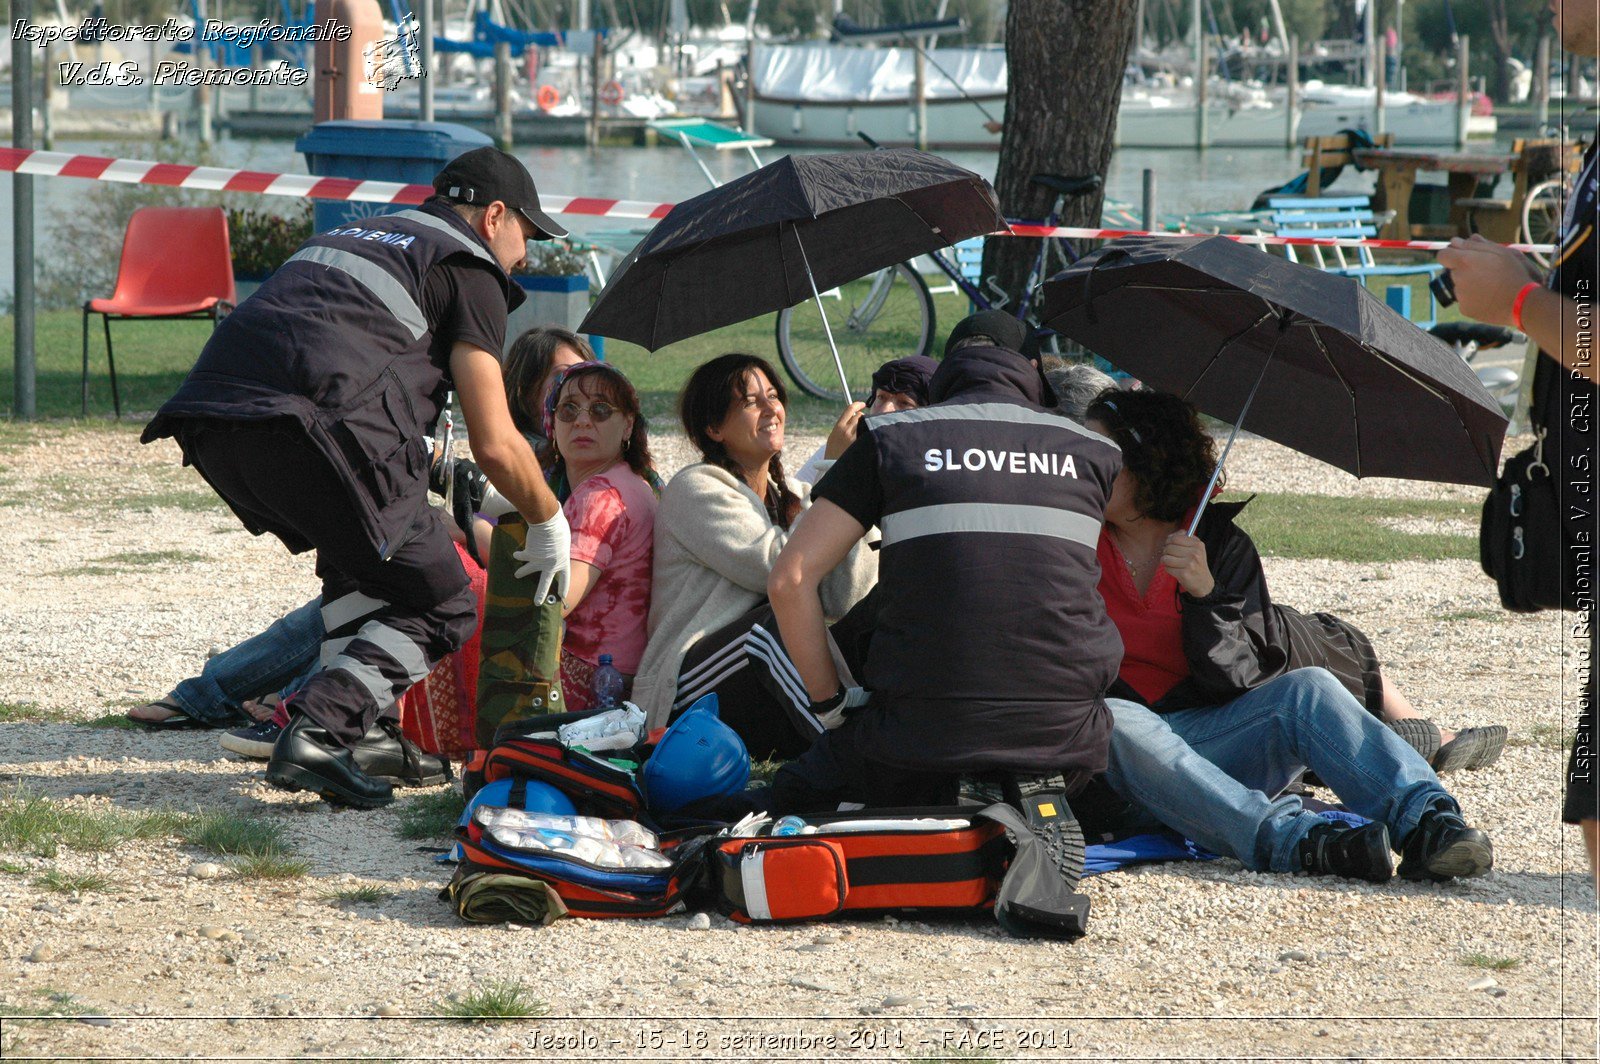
[0, 146, 674, 220]
[2, 145, 1555, 254]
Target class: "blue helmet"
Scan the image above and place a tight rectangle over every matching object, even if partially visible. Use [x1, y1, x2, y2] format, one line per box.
[458, 777, 579, 830]
[642, 694, 750, 814]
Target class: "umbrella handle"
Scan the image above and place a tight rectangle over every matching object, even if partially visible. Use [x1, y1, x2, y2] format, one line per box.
[1083, 247, 1134, 325]
[1185, 335, 1281, 537]
[792, 227, 854, 404]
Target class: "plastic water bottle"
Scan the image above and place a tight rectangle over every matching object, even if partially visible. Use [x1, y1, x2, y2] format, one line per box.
[591, 654, 625, 709]
[772, 815, 808, 837]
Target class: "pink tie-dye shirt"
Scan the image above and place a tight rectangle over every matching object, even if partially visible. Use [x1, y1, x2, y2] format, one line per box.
[563, 464, 658, 675]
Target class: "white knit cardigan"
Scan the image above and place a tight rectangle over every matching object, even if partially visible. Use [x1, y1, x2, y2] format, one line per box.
[632, 461, 878, 729]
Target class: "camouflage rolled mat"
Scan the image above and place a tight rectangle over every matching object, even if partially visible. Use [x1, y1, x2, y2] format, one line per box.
[446, 867, 569, 926]
[475, 515, 565, 747]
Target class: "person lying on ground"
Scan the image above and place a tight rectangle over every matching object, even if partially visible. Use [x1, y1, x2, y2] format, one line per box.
[763, 311, 1121, 888]
[142, 148, 572, 810]
[539, 362, 661, 712]
[1047, 364, 1504, 774]
[630, 354, 878, 759]
[1081, 388, 1493, 882]
[1437, 0, 1596, 877]
[794, 356, 939, 485]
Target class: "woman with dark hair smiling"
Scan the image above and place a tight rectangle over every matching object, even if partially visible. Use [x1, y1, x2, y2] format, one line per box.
[632, 354, 876, 757]
[1081, 389, 1493, 883]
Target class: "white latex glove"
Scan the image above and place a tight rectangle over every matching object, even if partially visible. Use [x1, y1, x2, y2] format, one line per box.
[478, 484, 516, 519]
[512, 509, 572, 604]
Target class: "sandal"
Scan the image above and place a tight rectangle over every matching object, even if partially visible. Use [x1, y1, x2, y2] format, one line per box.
[239, 693, 281, 724]
[1432, 726, 1508, 774]
[127, 698, 207, 730]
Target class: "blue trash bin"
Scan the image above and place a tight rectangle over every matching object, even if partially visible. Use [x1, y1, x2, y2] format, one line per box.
[295, 119, 493, 232]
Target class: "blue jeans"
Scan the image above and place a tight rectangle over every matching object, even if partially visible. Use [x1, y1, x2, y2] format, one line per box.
[1102, 668, 1455, 872]
[168, 597, 325, 726]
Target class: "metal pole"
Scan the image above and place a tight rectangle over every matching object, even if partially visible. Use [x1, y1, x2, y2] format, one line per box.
[1187, 339, 1279, 536]
[1395, 0, 1406, 91]
[1196, 24, 1209, 149]
[1375, 31, 1386, 136]
[420, 0, 435, 121]
[792, 228, 852, 404]
[912, 41, 927, 151]
[40, 43, 53, 151]
[1536, 33, 1551, 132]
[1456, 34, 1469, 148]
[12, 0, 37, 419]
[196, 0, 213, 145]
[588, 32, 602, 147]
[1363, 0, 1376, 88]
[1142, 169, 1157, 232]
[1286, 34, 1298, 147]
[494, 40, 513, 149]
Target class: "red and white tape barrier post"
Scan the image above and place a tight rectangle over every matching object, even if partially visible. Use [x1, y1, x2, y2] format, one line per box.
[0, 145, 1557, 255]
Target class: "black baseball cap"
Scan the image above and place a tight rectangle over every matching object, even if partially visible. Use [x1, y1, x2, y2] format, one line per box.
[943, 309, 1028, 358]
[433, 147, 568, 240]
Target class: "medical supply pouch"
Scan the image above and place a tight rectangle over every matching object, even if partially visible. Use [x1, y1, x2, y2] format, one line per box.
[476, 709, 647, 818]
[712, 809, 1008, 924]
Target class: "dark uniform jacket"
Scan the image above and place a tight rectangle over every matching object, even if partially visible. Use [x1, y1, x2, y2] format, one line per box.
[142, 199, 522, 560]
[815, 346, 1123, 787]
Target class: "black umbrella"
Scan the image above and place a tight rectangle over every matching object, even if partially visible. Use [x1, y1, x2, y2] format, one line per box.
[579, 148, 1005, 399]
[1039, 235, 1508, 527]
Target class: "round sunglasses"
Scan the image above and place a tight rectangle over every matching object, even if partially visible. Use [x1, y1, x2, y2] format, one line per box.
[555, 401, 618, 424]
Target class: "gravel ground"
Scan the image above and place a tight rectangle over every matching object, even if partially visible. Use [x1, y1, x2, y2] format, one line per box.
[0, 421, 1595, 1062]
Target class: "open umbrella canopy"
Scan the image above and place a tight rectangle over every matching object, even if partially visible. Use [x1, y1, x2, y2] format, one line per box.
[1040, 235, 1508, 488]
[579, 148, 1004, 351]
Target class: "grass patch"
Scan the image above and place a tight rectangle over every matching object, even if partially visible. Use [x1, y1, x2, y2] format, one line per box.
[321, 884, 394, 905]
[749, 759, 783, 785]
[0, 790, 190, 858]
[1461, 953, 1523, 971]
[80, 712, 141, 730]
[1437, 609, 1505, 623]
[0, 990, 93, 1019]
[1231, 492, 1477, 563]
[231, 853, 311, 880]
[0, 701, 74, 724]
[180, 810, 289, 858]
[1508, 722, 1571, 751]
[394, 790, 466, 840]
[0, 859, 30, 874]
[437, 981, 546, 1022]
[57, 548, 208, 578]
[32, 869, 114, 894]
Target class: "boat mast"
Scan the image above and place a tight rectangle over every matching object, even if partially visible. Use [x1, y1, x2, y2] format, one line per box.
[1265, 0, 1288, 55]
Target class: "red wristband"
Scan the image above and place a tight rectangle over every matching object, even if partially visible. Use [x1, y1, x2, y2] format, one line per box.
[1511, 282, 1540, 332]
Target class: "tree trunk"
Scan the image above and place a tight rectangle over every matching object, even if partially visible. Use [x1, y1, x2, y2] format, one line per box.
[983, 0, 1139, 307]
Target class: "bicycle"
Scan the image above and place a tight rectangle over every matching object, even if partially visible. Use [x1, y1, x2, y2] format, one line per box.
[1523, 174, 1568, 270]
[773, 168, 1105, 402]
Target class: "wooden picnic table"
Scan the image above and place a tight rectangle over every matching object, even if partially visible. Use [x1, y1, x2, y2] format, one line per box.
[1353, 148, 1517, 240]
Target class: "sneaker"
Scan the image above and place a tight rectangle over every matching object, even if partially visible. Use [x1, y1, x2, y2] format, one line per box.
[351, 718, 452, 787]
[220, 719, 282, 760]
[1296, 819, 1395, 883]
[1398, 807, 1494, 882]
[1006, 774, 1086, 891]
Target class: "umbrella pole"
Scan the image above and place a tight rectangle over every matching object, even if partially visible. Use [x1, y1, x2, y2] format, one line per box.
[792, 228, 854, 404]
[1186, 350, 1274, 537]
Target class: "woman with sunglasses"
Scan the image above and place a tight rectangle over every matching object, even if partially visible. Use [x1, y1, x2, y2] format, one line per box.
[632, 354, 877, 757]
[542, 361, 661, 712]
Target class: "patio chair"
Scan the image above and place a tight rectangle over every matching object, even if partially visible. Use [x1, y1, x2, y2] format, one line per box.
[82, 206, 237, 418]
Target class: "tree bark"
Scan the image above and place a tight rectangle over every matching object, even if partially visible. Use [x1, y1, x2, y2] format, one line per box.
[983, 0, 1139, 307]
[1486, 0, 1512, 104]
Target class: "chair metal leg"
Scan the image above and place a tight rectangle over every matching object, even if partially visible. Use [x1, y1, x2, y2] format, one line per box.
[103, 314, 120, 419]
[81, 307, 91, 418]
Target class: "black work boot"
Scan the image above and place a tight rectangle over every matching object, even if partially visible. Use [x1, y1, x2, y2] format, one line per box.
[1005, 773, 1086, 891]
[352, 718, 453, 787]
[1398, 807, 1494, 882]
[266, 713, 395, 809]
[1296, 820, 1395, 883]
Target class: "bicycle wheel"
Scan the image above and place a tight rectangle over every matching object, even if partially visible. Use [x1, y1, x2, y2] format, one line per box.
[1523, 178, 1566, 270]
[775, 262, 936, 402]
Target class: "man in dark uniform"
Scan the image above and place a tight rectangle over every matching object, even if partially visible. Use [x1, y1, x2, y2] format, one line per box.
[143, 148, 573, 809]
[766, 311, 1124, 883]
[1439, 0, 1598, 877]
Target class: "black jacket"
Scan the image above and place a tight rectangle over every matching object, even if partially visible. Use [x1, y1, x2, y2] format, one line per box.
[1108, 497, 1291, 712]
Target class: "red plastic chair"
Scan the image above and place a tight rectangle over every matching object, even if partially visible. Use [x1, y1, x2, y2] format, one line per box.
[82, 206, 237, 417]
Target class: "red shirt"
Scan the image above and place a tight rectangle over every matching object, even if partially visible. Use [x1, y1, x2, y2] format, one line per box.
[1096, 530, 1190, 704]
